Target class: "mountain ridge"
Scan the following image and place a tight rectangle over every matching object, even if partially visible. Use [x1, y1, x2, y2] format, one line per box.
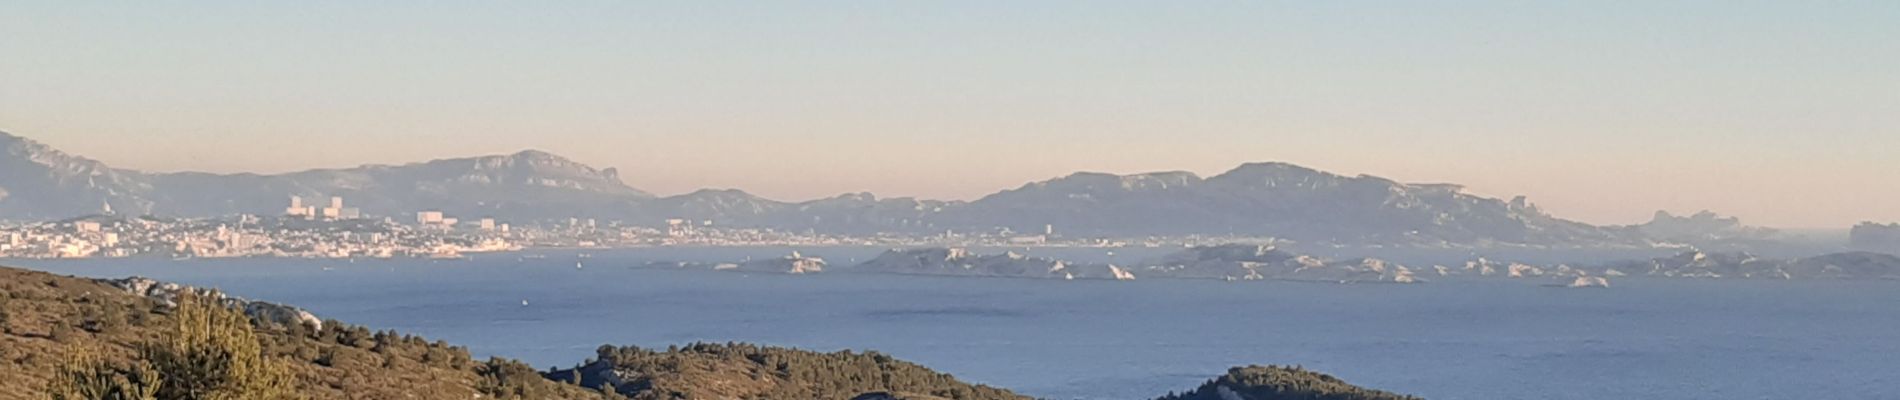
[4, 130, 1638, 245]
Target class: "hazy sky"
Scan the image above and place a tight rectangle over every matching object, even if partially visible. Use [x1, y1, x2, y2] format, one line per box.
[3, 2, 1896, 229]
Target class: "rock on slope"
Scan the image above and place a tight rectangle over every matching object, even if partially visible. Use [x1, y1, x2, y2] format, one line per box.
[97, 276, 325, 329]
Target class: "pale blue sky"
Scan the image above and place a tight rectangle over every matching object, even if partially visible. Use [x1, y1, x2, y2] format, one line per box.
[3, 1, 1896, 228]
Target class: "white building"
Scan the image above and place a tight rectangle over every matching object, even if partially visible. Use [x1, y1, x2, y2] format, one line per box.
[319, 196, 345, 220]
[417, 211, 445, 225]
[287, 196, 311, 217]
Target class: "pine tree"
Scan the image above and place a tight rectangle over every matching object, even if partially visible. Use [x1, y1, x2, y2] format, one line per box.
[142, 291, 300, 400]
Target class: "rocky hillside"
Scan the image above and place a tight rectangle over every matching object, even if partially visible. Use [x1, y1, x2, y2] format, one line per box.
[0, 131, 651, 221]
[147, 149, 651, 220]
[0, 265, 599, 399]
[942, 162, 1631, 245]
[0, 131, 154, 218]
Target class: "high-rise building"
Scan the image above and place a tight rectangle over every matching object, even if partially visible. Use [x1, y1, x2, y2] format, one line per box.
[417, 211, 445, 225]
[318, 197, 346, 220]
[286, 196, 311, 217]
[480, 218, 496, 231]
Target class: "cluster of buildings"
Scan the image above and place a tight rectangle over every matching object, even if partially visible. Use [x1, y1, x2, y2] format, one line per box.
[0, 213, 513, 260]
[285, 196, 362, 220]
[0, 196, 1198, 260]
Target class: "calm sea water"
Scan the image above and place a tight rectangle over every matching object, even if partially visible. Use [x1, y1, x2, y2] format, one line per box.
[10, 247, 1897, 400]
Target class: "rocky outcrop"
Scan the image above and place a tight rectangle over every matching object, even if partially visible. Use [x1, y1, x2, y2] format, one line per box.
[850, 248, 1135, 280]
[1443, 250, 1900, 281]
[729, 251, 827, 274]
[1553, 276, 1611, 288]
[1141, 244, 1419, 283]
[97, 276, 322, 329]
[638, 252, 826, 275]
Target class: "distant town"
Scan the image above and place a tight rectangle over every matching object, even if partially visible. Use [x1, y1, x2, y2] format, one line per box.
[0, 196, 1230, 260]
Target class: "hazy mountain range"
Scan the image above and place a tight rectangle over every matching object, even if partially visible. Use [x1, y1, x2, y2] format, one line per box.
[4, 130, 1654, 245]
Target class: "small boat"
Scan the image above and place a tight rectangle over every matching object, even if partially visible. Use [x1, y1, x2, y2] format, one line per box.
[520, 299, 530, 307]
[575, 261, 584, 269]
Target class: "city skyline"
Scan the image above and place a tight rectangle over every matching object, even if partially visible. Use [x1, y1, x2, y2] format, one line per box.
[5, 2, 1898, 229]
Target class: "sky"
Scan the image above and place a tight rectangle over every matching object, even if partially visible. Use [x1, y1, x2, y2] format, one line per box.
[2, 1, 1896, 229]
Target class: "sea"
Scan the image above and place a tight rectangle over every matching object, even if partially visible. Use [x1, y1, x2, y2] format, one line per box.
[8, 246, 1897, 400]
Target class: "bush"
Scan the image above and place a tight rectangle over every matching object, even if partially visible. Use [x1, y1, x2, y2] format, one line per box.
[45, 347, 162, 400]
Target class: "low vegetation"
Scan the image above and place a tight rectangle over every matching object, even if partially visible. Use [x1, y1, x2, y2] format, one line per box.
[558, 343, 1029, 400]
[1155, 365, 1419, 400]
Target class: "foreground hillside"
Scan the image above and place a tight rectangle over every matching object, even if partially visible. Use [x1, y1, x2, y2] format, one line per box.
[0, 265, 598, 399]
[0, 264, 1412, 399]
